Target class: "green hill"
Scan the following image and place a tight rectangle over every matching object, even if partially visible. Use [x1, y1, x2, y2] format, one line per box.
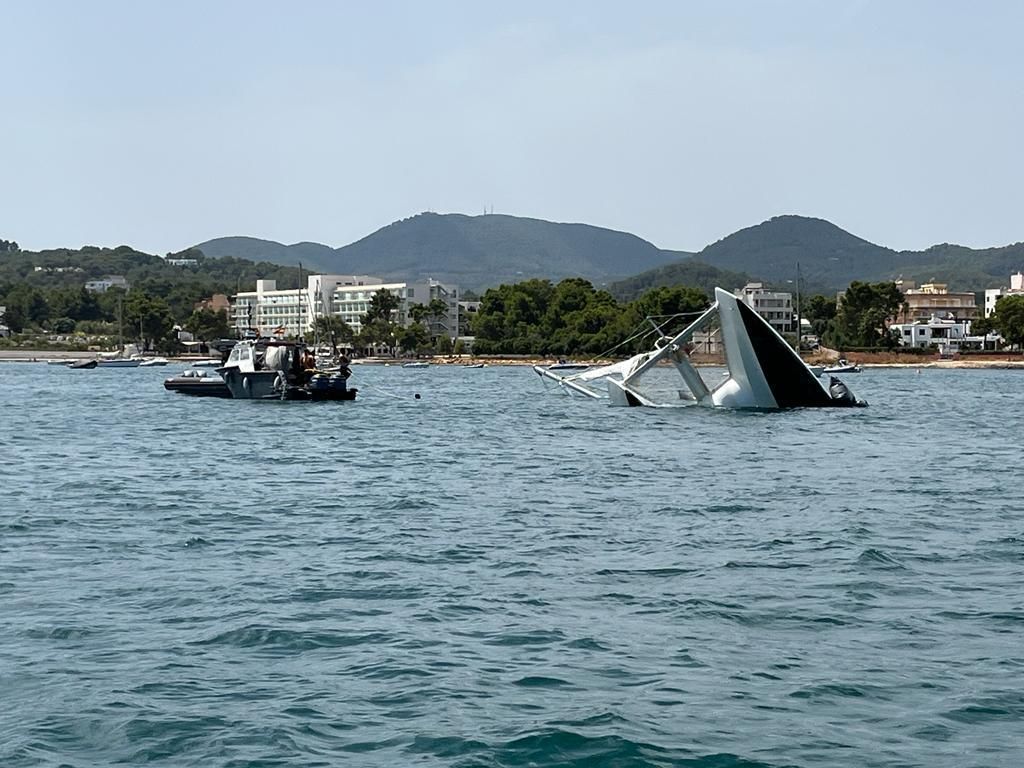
[608, 260, 754, 301]
[193, 237, 336, 272]
[0, 245, 305, 321]
[196, 212, 686, 290]
[693, 215, 906, 291]
[691, 215, 1024, 292]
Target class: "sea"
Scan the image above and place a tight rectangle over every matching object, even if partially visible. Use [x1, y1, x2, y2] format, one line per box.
[1, 362, 1022, 768]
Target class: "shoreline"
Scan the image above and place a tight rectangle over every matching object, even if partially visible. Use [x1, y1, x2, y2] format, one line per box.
[3, 349, 1023, 370]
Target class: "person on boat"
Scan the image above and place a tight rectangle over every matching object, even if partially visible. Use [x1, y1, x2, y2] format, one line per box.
[337, 354, 352, 380]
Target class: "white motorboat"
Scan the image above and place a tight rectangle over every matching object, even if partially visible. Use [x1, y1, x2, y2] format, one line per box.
[218, 339, 356, 401]
[402, 361, 430, 368]
[823, 359, 862, 374]
[546, 360, 591, 371]
[138, 357, 169, 367]
[535, 287, 866, 409]
[96, 357, 141, 368]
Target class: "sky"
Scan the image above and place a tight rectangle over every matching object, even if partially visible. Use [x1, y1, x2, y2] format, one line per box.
[2, 0, 1023, 256]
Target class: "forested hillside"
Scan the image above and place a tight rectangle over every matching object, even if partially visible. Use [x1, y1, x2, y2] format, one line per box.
[197, 212, 684, 289]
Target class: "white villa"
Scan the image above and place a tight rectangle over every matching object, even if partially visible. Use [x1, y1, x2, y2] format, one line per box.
[84, 275, 129, 293]
[889, 314, 999, 355]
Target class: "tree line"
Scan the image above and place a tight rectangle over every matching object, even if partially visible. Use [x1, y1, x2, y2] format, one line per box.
[0, 282, 232, 352]
[471, 278, 710, 356]
[468, 278, 1000, 356]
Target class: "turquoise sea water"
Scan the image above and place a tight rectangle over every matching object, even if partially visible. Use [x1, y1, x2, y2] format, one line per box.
[1, 363, 1022, 767]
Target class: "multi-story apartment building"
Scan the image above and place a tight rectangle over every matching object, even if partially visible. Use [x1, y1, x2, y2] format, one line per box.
[984, 272, 1024, 317]
[895, 281, 977, 323]
[735, 282, 794, 334]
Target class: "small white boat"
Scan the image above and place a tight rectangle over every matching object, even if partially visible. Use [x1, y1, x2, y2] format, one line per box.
[138, 357, 169, 367]
[403, 361, 430, 369]
[191, 359, 223, 367]
[463, 363, 486, 368]
[96, 357, 141, 368]
[546, 361, 591, 371]
[823, 359, 862, 374]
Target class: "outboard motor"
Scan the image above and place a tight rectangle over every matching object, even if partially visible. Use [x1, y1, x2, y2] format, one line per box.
[828, 376, 867, 407]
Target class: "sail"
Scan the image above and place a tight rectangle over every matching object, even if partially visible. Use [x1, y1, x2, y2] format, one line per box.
[568, 353, 651, 382]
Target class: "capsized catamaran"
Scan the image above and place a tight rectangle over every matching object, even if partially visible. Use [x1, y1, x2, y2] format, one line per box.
[534, 287, 866, 409]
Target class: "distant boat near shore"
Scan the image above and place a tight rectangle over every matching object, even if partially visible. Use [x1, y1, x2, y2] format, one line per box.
[823, 358, 862, 374]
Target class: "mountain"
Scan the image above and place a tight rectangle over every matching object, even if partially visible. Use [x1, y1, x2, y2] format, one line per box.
[194, 212, 1024, 295]
[693, 216, 904, 291]
[693, 215, 1024, 293]
[194, 236, 336, 272]
[196, 213, 686, 290]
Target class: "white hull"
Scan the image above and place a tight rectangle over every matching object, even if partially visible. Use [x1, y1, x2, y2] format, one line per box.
[536, 287, 866, 410]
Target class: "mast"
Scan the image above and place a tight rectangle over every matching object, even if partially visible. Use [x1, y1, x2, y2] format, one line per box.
[795, 261, 802, 353]
[117, 294, 124, 356]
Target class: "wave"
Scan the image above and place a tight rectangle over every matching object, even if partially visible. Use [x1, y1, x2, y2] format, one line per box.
[192, 625, 393, 652]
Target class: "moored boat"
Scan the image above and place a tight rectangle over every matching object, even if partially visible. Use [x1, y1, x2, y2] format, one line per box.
[96, 356, 141, 368]
[218, 339, 356, 401]
[823, 358, 862, 374]
[163, 369, 231, 397]
[546, 359, 591, 371]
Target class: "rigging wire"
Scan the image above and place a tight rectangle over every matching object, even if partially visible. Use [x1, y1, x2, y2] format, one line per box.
[594, 310, 708, 361]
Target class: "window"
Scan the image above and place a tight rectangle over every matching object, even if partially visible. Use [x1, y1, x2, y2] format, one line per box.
[407, 288, 415, 298]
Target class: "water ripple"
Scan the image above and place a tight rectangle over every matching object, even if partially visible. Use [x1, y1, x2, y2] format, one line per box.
[1, 364, 1023, 766]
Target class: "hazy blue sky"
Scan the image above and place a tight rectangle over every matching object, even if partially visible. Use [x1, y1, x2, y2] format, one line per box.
[3, 1, 1022, 255]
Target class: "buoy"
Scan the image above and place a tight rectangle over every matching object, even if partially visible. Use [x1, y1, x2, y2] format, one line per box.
[414, 393, 421, 400]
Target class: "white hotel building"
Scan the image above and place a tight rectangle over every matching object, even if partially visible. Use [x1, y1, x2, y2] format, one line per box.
[231, 274, 460, 341]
